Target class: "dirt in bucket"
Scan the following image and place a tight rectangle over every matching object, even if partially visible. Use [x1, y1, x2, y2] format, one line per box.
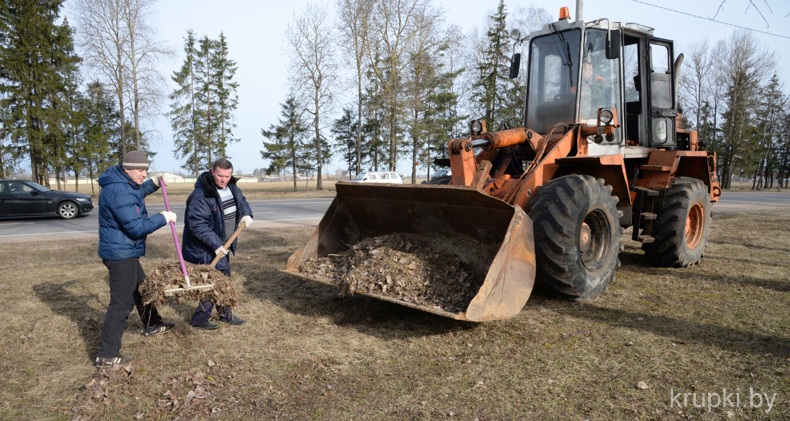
[297, 233, 495, 313]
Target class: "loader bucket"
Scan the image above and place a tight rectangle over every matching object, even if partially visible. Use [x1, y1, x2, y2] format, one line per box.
[284, 182, 536, 322]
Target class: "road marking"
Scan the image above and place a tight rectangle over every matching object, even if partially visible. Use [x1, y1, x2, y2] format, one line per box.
[0, 230, 96, 238]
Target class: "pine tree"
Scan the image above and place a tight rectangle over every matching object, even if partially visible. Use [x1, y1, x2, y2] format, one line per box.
[422, 62, 465, 173]
[404, 36, 464, 182]
[471, 0, 511, 127]
[169, 30, 203, 175]
[51, 17, 82, 190]
[261, 95, 311, 192]
[751, 75, 785, 189]
[331, 107, 362, 177]
[170, 31, 240, 173]
[196, 35, 218, 165]
[361, 65, 388, 171]
[0, 0, 80, 183]
[80, 80, 120, 194]
[212, 32, 239, 159]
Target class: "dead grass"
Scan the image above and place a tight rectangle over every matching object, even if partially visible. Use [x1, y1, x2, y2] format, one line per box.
[0, 207, 787, 419]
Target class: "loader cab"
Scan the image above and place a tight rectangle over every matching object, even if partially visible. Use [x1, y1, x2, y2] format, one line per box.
[523, 18, 681, 153]
[524, 21, 623, 149]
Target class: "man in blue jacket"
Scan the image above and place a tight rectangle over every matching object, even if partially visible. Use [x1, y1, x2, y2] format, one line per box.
[95, 151, 177, 368]
[182, 158, 253, 330]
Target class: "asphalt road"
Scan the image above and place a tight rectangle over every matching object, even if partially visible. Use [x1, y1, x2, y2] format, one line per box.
[0, 198, 334, 242]
[0, 191, 787, 242]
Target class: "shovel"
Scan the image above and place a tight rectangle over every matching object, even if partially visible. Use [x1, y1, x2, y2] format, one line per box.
[160, 176, 214, 296]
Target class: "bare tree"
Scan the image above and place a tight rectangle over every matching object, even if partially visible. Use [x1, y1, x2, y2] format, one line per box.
[366, 0, 426, 171]
[403, 5, 445, 182]
[72, 0, 168, 154]
[122, 0, 171, 150]
[716, 30, 776, 189]
[73, 0, 129, 155]
[336, 0, 372, 176]
[285, 2, 337, 190]
[679, 40, 713, 130]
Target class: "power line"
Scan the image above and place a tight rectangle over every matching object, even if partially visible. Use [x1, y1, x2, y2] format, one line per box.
[631, 0, 790, 40]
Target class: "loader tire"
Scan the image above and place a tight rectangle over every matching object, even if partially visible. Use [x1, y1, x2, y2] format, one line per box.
[528, 175, 621, 300]
[642, 177, 711, 267]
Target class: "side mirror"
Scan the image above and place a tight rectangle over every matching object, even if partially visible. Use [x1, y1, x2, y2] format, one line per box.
[510, 28, 521, 41]
[509, 53, 521, 79]
[606, 29, 622, 59]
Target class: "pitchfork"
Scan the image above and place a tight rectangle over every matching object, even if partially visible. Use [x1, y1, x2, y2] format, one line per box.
[159, 176, 215, 296]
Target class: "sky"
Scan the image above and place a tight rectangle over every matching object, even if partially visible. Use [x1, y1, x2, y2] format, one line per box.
[63, 0, 790, 175]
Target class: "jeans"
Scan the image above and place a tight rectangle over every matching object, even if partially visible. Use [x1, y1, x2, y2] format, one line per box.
[96, 258, 162, 358]
[190, 263, 232, 325]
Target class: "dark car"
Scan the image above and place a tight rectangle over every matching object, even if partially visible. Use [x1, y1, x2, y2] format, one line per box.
[421, 168, 452, 185]
[0, 179, 93, 219]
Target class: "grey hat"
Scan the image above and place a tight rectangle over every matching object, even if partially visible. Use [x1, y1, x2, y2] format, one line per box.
[122, 151, 149, 170]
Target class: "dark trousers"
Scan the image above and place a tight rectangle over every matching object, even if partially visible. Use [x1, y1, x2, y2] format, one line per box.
[190, 262, 232, 326]
[96, 258, 162, 358]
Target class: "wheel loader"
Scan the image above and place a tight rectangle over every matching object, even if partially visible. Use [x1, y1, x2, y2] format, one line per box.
[284, 7, 721, 322]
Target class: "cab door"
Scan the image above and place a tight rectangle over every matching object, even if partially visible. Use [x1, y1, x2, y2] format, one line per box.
[646, 38, 677, 148]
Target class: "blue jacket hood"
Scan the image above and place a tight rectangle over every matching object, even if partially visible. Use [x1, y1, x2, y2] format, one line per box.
[98, 164, 134, 188]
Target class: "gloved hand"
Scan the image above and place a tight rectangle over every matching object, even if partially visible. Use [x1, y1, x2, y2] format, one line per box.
[215, 246, 228, 256]
[159, 211, 177, 224]
[151, 174, 166, 187]
[241, 215, 253, 228]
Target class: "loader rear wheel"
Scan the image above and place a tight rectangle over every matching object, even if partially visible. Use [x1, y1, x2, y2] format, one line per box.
[528, 175, 621, 300]
[642, 177, 711, 267]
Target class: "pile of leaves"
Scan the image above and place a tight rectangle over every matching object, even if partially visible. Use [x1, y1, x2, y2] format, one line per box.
[298, 233, 493, 313]
[140, 262, 239, 307]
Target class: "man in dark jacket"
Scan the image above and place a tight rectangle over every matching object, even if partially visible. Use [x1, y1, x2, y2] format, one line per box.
[95, 151, 177, 368]
[182, 158, 253, 330]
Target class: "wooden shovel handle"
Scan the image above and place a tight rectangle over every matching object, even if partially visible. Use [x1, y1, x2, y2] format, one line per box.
[209, 223, 246, 268]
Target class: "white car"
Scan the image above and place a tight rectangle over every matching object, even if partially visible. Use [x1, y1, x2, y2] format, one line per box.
[351, 171, 404, 184]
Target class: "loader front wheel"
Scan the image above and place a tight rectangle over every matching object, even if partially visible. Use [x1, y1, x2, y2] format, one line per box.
[528, 175, 621, 300]
[642, 177, 711, 267]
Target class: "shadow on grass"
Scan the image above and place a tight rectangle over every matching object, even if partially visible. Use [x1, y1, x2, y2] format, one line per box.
[242, 268, 475, 339]
[32, 279, 196, 360]
[551, 303, 789, 357]
[619, 250, 789, 293]
[33, 280, 105, 359]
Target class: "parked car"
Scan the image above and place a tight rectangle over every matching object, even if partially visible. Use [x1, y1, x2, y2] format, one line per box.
[0, 179, 93, 219]
[422, 167, 452, 185]
[351, 171, 404, 184]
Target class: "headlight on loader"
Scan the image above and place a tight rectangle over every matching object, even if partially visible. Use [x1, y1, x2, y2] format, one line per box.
[599, 109, 614, 125]
[470, 119, 486, 136]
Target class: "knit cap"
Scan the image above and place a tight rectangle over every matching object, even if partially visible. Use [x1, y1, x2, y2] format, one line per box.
[122, 151, 149, 170]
